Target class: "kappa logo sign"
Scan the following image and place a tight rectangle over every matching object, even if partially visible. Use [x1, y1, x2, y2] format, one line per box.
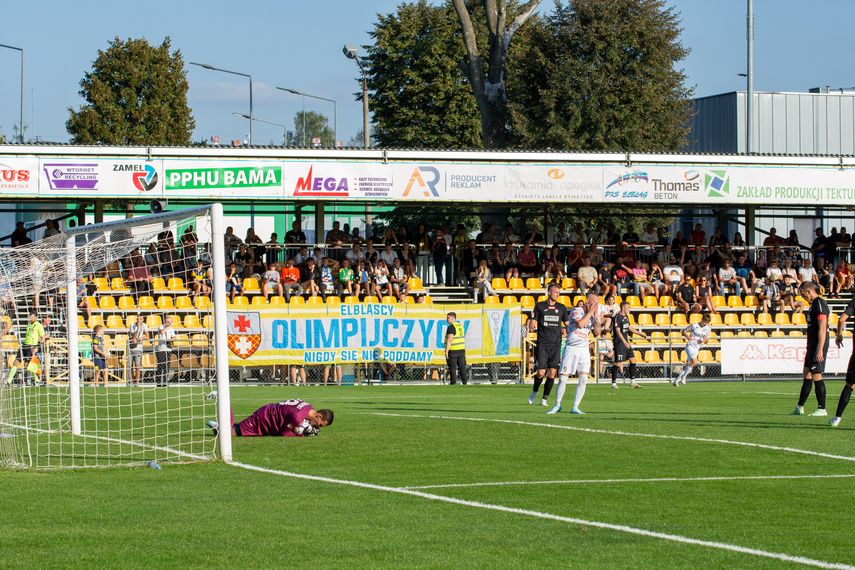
[402, 166, 440, 197]
[293, 165, 349, 197]
[227, 312, 262, 359]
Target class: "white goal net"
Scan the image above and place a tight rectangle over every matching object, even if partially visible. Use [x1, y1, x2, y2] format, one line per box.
[0, 204, 231, 469]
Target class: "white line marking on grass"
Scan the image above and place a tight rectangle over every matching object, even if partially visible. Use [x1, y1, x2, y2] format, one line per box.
[229, 460, 854, 570]
[403, 473, 855, 490]
[369, 413, 855, 463]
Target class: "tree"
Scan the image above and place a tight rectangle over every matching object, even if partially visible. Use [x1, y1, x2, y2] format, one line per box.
[347, 126, 376, 148]
[451, 0, 543, 149]
[286, 111, 334, 147]
[364, 0, 482, 148]
[507, 0, 694, 151]
[67, 37, 195, 145]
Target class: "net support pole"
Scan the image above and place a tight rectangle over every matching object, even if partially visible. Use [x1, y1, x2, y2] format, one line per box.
[210, 203, 232, 462]
[65, 233, 81, 436]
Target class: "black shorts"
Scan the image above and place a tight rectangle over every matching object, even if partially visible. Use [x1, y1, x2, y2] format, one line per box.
[805, 342, 830, 374]
[234, 423, 242, 437]
[536, 343, 562, 370]
[614, 343, 632, 363]
[22, 345, 36, 360]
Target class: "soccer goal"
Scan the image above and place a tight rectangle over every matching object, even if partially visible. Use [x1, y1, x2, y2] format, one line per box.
[0, 204, 231, 469]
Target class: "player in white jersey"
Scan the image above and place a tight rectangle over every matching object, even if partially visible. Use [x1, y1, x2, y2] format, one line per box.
[548, 292, 603, 414]
[673, 313, 712, 386]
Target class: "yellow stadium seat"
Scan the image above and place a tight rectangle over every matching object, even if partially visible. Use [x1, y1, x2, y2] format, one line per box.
[628, 314, 636, 326]
[93, 277, 109, 291]
[644, 350, 662, 363]
[650, 332, 667, 344]
[491, 278, 507, 290]
[672, 313, 688, 327]
[405, 296, 416, 304]
[698, 350, 714, 363]
[145, 315, 162, 329]
[757, 313, 773, 326]
[87, 315, 104, 329]
[174, 334, 191, 348]
[573, 295, 585, 306]
[712, 295, 726, 308]
[509, 278, 525, 290]
[654, 314, 670, 327]
[423, 295, 433, 304]
[195, 296, 211, 310]
[326, 296, 342, 306]
[156, 296, 174, 310]
[502, 295, 518, 304]
[151, 277, 166, 291]
[636, 314, 653, 327]
[723, 313, 739, 326]
[737, 330, 752, 338]
[754, 331, 768, 338]
[526, 277, 542, 290]
[659, 296, 674, 308]
[251, 296, 267, 306]
[829, 313, 839, 326]
[231, 296, 249, 307]
[727, 296, 743, 308]
[537, 295, 548, 303]
[664, 350, 680, 364]
[138, 295, 155, 309]
[715, 350, 722, 363]
[775, 313, 791, 326]
[364, 296, 379, 304]
[625, 295, 641, 308]
[175, 296, 192, 310]
[118, 296, 136, 311]
[180, 354, 199, 369]
[99, 296, 117, 310]
[558, 295, 571, 306]
[789, 331, 804, 338]
[167, 277, 185, 291]
[791, 313, 806, 326]
[105, 315, 124, 329]
[305, 296, 323, 305]
[561, 277, 576, 290]
[111, 277, 129, 291]
[242, 278, 259, 292]
[85, 295, 98, 309]
[633, 350, 644, 361]
[169, 315, 183, 328]
[183, 315, 200, 329]
[740, 313, 757, 326]
[744, 295, 759, 308]
[670, 331, 684, 342]
[408, 277, 423, 290]
[520, 295, 535, 308]
[720, 331, 735, 338]
[643, 296, 658, 308]
[290, 296, 306, 305]
[269, 295, 286, 305]
[485, 295, 500, 304]
[77, 315, 86, 329]
[709, 314, 723, 326]
[191, 333, 209, 348]
[202, 316, 214, 329]
[689, 313, 703, 324]
[344, 296, 359, 304]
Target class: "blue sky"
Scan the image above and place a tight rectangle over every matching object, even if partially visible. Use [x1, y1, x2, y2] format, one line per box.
[0, 0, 852, 146]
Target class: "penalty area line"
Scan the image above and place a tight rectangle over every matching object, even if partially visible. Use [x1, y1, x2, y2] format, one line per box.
[228, 460, 853, 570]
[403, 473, 855, 490]
[370, 412, 855, 463]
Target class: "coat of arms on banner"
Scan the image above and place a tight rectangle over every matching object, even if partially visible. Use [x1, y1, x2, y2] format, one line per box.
[227, 312, 261, 359]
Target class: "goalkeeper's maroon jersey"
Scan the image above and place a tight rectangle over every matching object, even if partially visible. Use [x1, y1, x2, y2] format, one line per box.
[237, 399, 314, 437]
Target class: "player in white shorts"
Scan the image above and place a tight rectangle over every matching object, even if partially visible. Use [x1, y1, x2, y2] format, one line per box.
[673, 313, 712, 386]
[548, 292, 603, 415]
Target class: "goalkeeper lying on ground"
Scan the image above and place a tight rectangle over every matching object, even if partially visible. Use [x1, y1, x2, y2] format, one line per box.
[209, 399, 334, 437]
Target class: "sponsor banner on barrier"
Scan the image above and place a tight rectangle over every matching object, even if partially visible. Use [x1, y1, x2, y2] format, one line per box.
[225, 303, 522, 366]
[0, 157, 38, 195]
[38, 158, 163, 197]
[721, 338, 849, 375]
[604, 165, 855, 205]
[163, 160, 283, 198]
[283, 162, 394, 199]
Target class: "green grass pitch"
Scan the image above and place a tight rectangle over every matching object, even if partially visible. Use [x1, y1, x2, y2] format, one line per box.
[2, 381, 855, 568]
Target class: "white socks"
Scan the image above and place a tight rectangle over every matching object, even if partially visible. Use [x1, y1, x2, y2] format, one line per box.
[678, 366, 693, 382]
[573, 374, 588, 409]
[554, 375, 568, 407]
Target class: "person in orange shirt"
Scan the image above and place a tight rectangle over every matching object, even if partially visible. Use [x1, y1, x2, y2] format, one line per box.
[279, 257, 303, 303]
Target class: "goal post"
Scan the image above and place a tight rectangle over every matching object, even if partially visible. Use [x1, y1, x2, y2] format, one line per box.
[0, 203, 230, 469]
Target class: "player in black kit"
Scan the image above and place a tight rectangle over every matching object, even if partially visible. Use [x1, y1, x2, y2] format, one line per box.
[611, 301, 647, 388]
[830, 295, 855, 426]
[790, 282, 830, 416]
[527, 282, 569, 406]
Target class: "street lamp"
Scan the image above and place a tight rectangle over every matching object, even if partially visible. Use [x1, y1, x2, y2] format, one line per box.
[342, 44, 369, 149]
[191, 61, 254, 146]
[233, 112, 288, 146]
[276, 87, 337, 147]
[0, 44, 24, 143]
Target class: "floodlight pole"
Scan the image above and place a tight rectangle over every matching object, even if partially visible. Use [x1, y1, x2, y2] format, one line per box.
[191, 62, 253, 146]
[233, 112, 288, 146]
[343, 44, 370, 148]
[276, 87, 337, 146]
[746, 0, 754, 154]
[0, 44, 24, 143]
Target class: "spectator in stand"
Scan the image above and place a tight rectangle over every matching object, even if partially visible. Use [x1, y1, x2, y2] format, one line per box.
[484, 241, 502, 276]
[718, 258, 741, 298]
[373, 260, 394, 298]
[588, 243, 604, 267]
[831, 262, 853, 298]
[262, 263, 284, 301]
[127, 256, 152, 299]
[656, 227, 669, 247]
[622, 225, 640, 247]
[639, 223, 658, 261]
[347, 243, 365, 266]
[656, 244, 673, 265]
[310, 246, 324, 267]
[799, 257, 819, 289]
[462, 240, 484, 284]
[784, 229, 800, 249]
[354, 261, 371, 297]
[499, 242, 518, 282]
[611, 258, 632, 297]
[390, 258, 409, 301]
[689, 223, 706, 246]
[318, 257, 339, 299]
[542, 245, 565, 281]
[758, 277, 781, 314]
[605, 223, 621, 246]
[380, 227, 398, 246]
[577, 257, 599, 295]
[523, 224, 546, 246]
[663, 256, 684, 288]
[675, 243, 695, 279]
[517, 242, 539, 276]
[626, 258, 653, 298]
[733, 253, 756, 296]
[763, 227, 785, 247]
[719, 242, 736, 267]
[707, 227, 727, 269]
[399, 241, 415, 277]
[564, 243, 585, 273]
[11, 221, 32, 246]
[500, 223, 519, 244]
[225, 262, 244, 302]
[284, 221, 307, 261]
[440, 226, 454, 286]
[294, 245, 310, 266]
[615, 242, 634, 264]
[325, 221, 347, 263]
[649, 260, 669, 300]
[300, 258, 322, 299]
[814, 257, 832, 291]
[245, 228, 264, 267]
[588, 223, 608, 245]
[378, 242, 398, 267]
[567, 223, 587, 244]
[781, 258, 800, 284]
[280, 258, 303, 302]
[697, 260, 718, 294]
[362, 240, 379, 269]
[337, 258, 355, 297]
[414, 223, 432, 283]
[837, 227, 852, 263]
[769, 244, 786, 265]
[474, 259, 495, 300]
[779, 274, 805, 314]
[397, 225, 411, 245]
[597, 261, 617, 298]
[433, 230, 450, 285]
[480, 223, 497, 244]
[144, 243, 160, 267]
[553, 222, 570, 246]
[731, 231, 747, 253]
[452, 226, 468, 285]
[696, 275, 717, 314]
[671, 230, 688, 251]
[350, 227, 366, 244]
[766, 258, 783, 287]
[675, 274, 701, 317]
